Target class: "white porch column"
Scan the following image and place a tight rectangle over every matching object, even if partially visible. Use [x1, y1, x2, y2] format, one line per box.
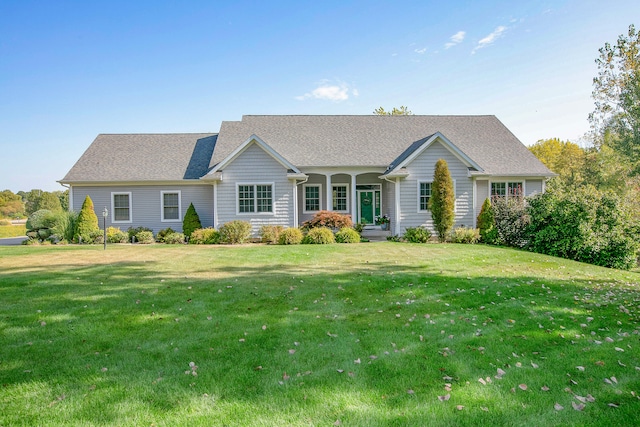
[326, 174, 332, 211]
[394, 177, 401, 234]
[351, 174, 357, 221]
[292, 180, 298, 227]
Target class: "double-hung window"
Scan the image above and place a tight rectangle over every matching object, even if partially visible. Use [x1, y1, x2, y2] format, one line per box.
[161, 191, 181, 221]
[304, 185, 321, 212]
[238, 184, 273, 214]
[332, 185, 348, 212]
[491, 182, 523, 198]
[418, 182, 432, 211]
[112, 192, 132, 223]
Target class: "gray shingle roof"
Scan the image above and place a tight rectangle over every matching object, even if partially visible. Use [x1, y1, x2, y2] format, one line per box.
[211, 115, 552, 176]
[60, 133, 217, 182]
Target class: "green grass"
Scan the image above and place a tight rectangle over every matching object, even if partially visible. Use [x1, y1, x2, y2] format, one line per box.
[0, 224, 26, 238]
[0, 243, 639, 426]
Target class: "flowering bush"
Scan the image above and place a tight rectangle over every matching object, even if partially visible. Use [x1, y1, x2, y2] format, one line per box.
[375, 214, 390, 225]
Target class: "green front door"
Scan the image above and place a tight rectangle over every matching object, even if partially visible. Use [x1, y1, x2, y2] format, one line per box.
[359, 191, 374, 224]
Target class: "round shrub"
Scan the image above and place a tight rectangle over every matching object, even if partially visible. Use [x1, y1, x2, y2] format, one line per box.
[127, 226, 153, 242]
[335, 227, 361, 243]
[403, 226, 431, 243]
[219, 220, 252, 244]
[302, 210, 353, 230]
[260, 225, 284, 244]
[106, 227, 128, 243]
[136, 230, 155, 244]
[190, 228, 220, 244]
[278, 227, 303, 245]
[302, 227, 335, 244]
[450, 227, 480, 244]
[163, 232, 186, 244]
[26, 209, 53, 231]
[156, 227, 175, 243]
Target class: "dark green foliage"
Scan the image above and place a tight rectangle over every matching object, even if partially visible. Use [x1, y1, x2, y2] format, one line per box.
[127, 226, 153, 242]
[476, 198, 499, 244]
[163, 232, 185, 244]
[492, 195, 530, 248]
[259, 225, 284, 244]
[106, 227, 128, 243]
[74, 196, 99, 243]
[386, 234, 402, 242]
[156, 227, 175, 243]
[135, 230, 155, 244]
[189, 228, 220, 244]
[302, 227, 335, 244]
[26, 209, 53, 231]
[182, 203, 202, 238]
[429, 159, 455, 242]
[402, 226, 431, 243]
[278, 227, 303, 245]
[527, 186, 639, 269]
[335, 227, 361, 243]
[450, 227, 480, 244]
[219, 220, 252, 244]
[25, 209, 59, 243]
[302, 210, 353, 230]
[50, 210, 78, 242]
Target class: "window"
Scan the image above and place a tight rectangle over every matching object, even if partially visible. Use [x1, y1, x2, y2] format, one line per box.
[238, 184, 273, 214]
[161, 191, 181, 221]
[304, 185, 321, 212]
[491, 182, 523, 198]
[332, 185, 348, 211]
[418, 182, 431, 211]
[112, 192, 132, 222]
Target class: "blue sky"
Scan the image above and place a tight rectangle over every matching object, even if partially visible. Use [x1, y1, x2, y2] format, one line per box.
[1, 0, 638, 192]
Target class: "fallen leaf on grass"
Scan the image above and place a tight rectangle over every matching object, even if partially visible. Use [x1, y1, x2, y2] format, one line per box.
[531, 362, 539, 369]
[438, 394, 451, 401]
[541, 386, 550, 391]
[519, 384, 528, 391]
[554, 403, 564, 411]
[577, 366, 585, 371]
[407, 389, 415, 395]
[337, 369, 344, 373]
[288, 349, 296, 354]
[456, 405, 465, 410]
[572, 402, 585, 411]
[615, 347, 625, 352]
[608, 403, 620, 408]
[354, 358, 361, 364]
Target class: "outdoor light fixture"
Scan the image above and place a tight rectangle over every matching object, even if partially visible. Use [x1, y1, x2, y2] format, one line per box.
[102, 207, 108, 250]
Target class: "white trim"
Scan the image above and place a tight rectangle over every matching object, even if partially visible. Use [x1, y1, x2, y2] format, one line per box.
[303, 183, 322, 214]
[236, 182, 275, 216]
[356, 187, 382, 224]
[68, 186, 74, 212]
[160, 190, 182, 222]
[111, 191, 132, 223]
[331, 183, 350, 213]
[350, 175, 357, 220]
[213, 182, 218, 228]
[292, 180, 298, 227]
[390, 132, 483, 174]
[394, 177, 400, 234]
[206, 135, 301, 176]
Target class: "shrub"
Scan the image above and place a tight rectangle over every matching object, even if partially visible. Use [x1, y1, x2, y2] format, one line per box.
[25, 209, 57, 243]
[302, 227, 335, 244]
[335, 227, 361, 243]
[403, 226, 431, 243]
[354, 220, 366, 234]
[476, 198, 498, 244]
[190, 228, 220, 244]
[89, 230, 104, 245]
[278, 227, 303, 245]
[156, 227, 175, 243]
[127, 226, 153, 242]
[492, 195, 530, 248]
[302, 210, 352, 230]
[386, 234, 402, 242]
[430, 159, 455, 242]
[106, 227, 128, 243]
[74, 196, 99, 243]
[182, 203, 202, 238]
[163, 232, 186, 244]
[219, 220, 252, 244]
[135, 230, 155, 244]
[50, 210, 78, 243]
[450, 227, 480, 244]
[260, 225, 284, 244]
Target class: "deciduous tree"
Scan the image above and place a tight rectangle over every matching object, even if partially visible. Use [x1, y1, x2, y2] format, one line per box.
[373, 106, 413, 115]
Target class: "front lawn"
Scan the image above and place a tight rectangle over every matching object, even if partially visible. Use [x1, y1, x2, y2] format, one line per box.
[0, 243, 638, 426]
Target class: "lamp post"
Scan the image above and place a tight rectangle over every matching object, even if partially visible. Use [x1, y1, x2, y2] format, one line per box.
[102, 207, 108, 250]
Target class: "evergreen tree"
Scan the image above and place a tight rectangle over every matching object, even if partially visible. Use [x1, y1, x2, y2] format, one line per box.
[429, 159, 455, 242]
[182, 203, 202, 238]
[74, 195, 99, 243]
[477, 198, 498, 244]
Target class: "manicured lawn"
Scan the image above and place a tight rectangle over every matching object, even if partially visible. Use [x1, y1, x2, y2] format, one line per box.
[0, 224, 26, 238]
[1, 243, 638, 426]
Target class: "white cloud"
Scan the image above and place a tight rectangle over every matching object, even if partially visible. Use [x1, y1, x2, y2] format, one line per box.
[296, 81, 357, 102]
[414, 47, 427, 54]
[444, 31, 466, 49]
[472, 26, 507, 54]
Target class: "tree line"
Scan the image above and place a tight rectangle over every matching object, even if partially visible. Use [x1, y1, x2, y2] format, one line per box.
[0, 189, 69, 219]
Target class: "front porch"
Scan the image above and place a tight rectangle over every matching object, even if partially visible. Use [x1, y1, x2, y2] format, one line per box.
[360, 225, 392, 241]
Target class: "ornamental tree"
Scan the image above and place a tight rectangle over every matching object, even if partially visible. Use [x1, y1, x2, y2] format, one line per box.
[182, 202, 202, 238]
[74, 195, 99, 243]
[429, 159, 455, 242]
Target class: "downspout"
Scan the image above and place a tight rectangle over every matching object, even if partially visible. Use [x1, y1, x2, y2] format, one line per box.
[213, 181, 218, 229]
[294, 176, 309, 227]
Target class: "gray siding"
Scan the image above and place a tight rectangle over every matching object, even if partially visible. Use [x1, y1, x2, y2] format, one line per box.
[215, 143, 293, 234]
[475, 179, 489, 224]
[398, 141, 474, 234]
[526, 179, 543, 196]
[71, 184, 213, 234]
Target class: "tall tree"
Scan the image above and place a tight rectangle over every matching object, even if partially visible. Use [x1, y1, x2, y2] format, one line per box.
[529, 138, 586, 186]
[373, 106, 413, 115]
[429, 159, 455, 242]
[589, 24, 640, 172]
[0, 189, 25, 218]
[74, 195, 99, 243]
